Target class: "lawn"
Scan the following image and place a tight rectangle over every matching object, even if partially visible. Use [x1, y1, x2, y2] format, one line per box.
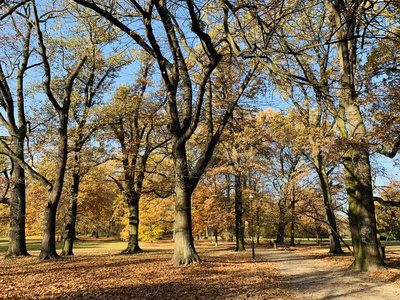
[0, 237, 293, 300]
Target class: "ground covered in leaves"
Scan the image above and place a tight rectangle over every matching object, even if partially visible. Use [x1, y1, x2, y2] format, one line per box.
[0, 238, 293, 300]
[295, 244, 400, 287]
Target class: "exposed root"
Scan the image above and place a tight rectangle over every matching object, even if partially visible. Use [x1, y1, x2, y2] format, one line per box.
[121, 247, 143, 255]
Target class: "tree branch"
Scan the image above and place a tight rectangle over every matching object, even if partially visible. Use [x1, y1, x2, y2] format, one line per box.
[0, 139, 52, 190]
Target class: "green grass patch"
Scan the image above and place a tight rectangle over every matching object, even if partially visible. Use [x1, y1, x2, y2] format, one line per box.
[0, 236, 127, 255]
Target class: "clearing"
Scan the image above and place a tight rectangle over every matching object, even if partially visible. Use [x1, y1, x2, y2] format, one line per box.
[2, 238, 400, 299]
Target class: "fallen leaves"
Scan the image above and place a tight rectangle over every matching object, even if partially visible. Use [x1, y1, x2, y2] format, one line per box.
[0, 240, 293, 300]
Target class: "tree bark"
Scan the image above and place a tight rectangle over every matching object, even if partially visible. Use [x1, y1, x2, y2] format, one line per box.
[6, 136, 29, 257]
[316, 155, 343, 254]
[171, 142, 200, 266]
[290, 196, 295, 247]
[61, 173, 80, 256]
[234, 173, 246, 251]
[38, 112, 70, 259]
[276, 197, 286, 243]
[122, 196, 142, 253]
[39, 202, 58, 259]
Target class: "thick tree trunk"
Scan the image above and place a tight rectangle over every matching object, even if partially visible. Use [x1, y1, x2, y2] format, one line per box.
[349, 146, 386, 271]
[343, 147, 360, 256]
[122, 196, 142, 253]
[234, 173, 246, 251]
[39, 202, 58, 259]
[61, 173, 80, 256]
[171, 143, 200, 266]
[276, 198, 286, 243]
[6, 137, 29, 257]
[39, 114, 68, 260]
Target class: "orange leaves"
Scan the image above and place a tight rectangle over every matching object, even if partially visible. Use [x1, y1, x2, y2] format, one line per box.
[0, 240, 294, 300]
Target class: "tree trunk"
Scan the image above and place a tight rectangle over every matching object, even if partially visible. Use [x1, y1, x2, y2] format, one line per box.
[276, 198, 286, 243]
[6, 137, 29, 257]
[61, 173, 80, 256]
[349, 144, 386, 271]
[39, 114, 69, 260]
[290, 199, 295, 247]
[122, 196, 142, 253]
[316, 157, 343, 254]
[171, 142, 200, 266]
[234, 173, 246, 251]
[256, 208, 260, 245]
[39, 201, 58, 259]
[324, 0, 386, 271]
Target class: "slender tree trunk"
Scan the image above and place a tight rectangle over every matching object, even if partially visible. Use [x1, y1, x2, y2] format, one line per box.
[234, 173, 246, 251]
[61, 173, 80, 256]
[122, 195, 142, 253]
[316, 157, 343, 254]
[7, 137, 29, 257]
[256, 208, 260, 245]
[171, 142, 200, 266]
[290, 198, 295, 247]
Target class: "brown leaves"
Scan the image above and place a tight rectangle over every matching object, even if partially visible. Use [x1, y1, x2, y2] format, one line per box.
[0, 240, 293, 300]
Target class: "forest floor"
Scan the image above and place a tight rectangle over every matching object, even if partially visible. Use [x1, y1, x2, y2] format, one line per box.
[260, 244, 400, 299]
[2, 238, 400, 299]
[0, 237, 292, 300]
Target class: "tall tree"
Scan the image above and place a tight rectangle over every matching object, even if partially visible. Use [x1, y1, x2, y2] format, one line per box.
[106, 57, 167, 254]
[0, 1, 33, 256]
[73, 0, 259, 265]
[0, 1, 87, 259]
[33, 1, 87, 259]
[324, 0, 386, 270]
[61, 5, 126, 256]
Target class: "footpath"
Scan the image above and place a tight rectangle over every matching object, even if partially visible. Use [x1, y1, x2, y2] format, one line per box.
[259, 248, 400, 299]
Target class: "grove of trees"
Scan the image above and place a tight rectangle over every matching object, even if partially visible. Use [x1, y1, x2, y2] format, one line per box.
[0, 0, 399, 272]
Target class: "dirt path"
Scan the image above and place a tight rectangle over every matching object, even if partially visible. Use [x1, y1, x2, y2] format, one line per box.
[259, 248, 400, 299]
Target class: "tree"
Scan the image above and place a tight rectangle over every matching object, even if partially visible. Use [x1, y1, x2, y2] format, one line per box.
[61, 5, 127, 256]
[323, 0, 386, 271]
[0, 1, 33, 256]
[73, 0, 259, 265]
[75, 164, 120, 238]
[0, 1, 87, 259]
[106, 56, 168, 253]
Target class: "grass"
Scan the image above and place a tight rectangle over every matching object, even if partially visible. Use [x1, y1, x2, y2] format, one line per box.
[0, 236, 128, 254]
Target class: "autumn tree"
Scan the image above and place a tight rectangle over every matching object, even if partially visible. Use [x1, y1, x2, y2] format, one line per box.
[221, 110, 264, 251]
[0, 1, 88, 259]
[0, 1, 34, 256]
[322, 0, 389, 270]
[105, 56, 168, 254]
[74, 0, 259, 265]
[60, 5, 127, 256]
[75, 164, 121, 237]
